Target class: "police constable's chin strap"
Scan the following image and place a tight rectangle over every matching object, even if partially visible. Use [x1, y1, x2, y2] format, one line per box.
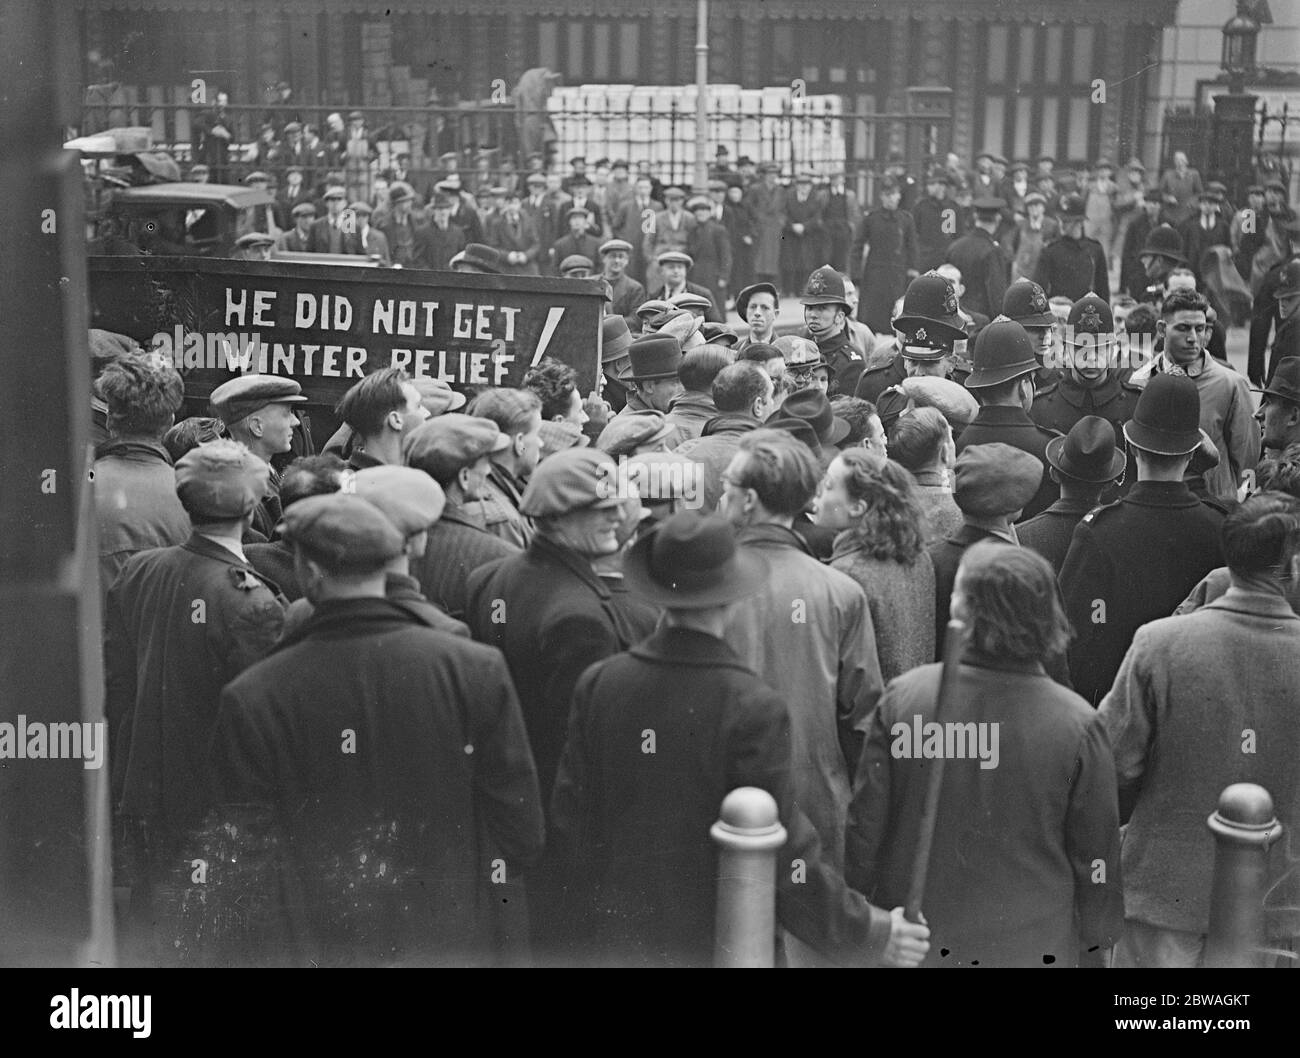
[904, 617, 968, 926]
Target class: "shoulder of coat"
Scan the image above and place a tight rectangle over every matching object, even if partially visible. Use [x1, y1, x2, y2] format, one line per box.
[1078, 500, 1121, 527]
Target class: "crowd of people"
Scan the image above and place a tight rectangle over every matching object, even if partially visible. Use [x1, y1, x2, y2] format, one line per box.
[86, 126, 1300, 968]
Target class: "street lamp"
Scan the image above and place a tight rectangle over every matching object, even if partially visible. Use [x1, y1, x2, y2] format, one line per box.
[1221, 4, 1261, 94]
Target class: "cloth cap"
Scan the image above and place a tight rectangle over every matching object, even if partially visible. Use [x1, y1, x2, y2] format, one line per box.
[283, 493, 405, 572]
[897, 375, 980, 427]
[953, 443, 1044, 518]
[596, 411, 676, 457]
[520, 447, 623, 517]
[291, 201, 317, 217]
[350, 465, 446, 535]
[174, 439, 270, 520]
[735, 282, 779, 319]
[599, 238, 634, 256]
[538, 419, 590, 459]
[403, 413, 510, 480]
[411, 376, 468, 416]
[209, 375, 307, 425]
[656, 249, 693, 268]
[559, 254, 595, 274]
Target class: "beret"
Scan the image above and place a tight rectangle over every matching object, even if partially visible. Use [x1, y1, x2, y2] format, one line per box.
[953, 443, 1043, 518]
[596, 410, 677, 458]
[210, 374, 307, 425]
[174, 439, 270, 520]
[520, 447, 623, 517]
[282, 493, 405, 573]
[349, 465, 446, 536]
[403, 413, 510, 481]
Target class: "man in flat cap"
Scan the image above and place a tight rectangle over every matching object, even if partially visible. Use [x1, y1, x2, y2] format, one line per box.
[643, 186, 696, 294]
[210, 374, 308, 540]
[233, 231, 275, 262]
[644, 249, 722, 323]
[276, 200, 316, 253]
[957, 318, 1063, 520]
[454, 390, 535, 536]
[551, 510, 931, 969]
[549, 207, 602, 276]
[946, 197, 1010, 320]
[340, 200, 390, 264]
[928, 442, 1044, 654]
[212, 492, 543, 967]
[278, 464, 468, 641]
[1059, 373, 1226, 706]
[405, 413, 522, 621]
[105, 439, 287, 959]
[598, 238, 646, 329]
[308, 185, 349, 254]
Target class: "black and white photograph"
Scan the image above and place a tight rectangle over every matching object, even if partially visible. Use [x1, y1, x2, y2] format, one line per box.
[1, 0, 1299, 1026]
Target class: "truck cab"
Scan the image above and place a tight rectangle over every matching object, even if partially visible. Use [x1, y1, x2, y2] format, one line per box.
[102, 183, 274, 258]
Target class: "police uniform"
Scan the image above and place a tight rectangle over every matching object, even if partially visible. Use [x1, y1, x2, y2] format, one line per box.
[945, 198, 1009, 319]
[957, 318, 1063, 520]
[1248, 245, 1300, 384]
[856, 271, 966, 403]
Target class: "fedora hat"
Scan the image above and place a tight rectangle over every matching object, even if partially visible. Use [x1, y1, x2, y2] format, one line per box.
[621, 334, 683, 382]
[964, 318, 1039, 389]
[1123, 373, 1202, 456]
[624, 512, 767, 609]
[777, 387, 850, 447]
[601, 315, 634, 365]
[1138, 225, 1187, 264]
[1045, 416, 1126, 483]
[1258, 356, 1300, 405]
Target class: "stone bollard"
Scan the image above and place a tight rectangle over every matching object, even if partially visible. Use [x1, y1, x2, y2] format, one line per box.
[1204, 782, 1283, 968]
[711, 787, 787, 968]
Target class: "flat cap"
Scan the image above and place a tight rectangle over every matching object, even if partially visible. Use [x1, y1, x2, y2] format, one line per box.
[559, 254, 595, 274]
[347, 200, 372, 215]
[350, 465, 446, 536]
[596, 410, 677, 458]
[599, 238, 634, 256]
[539, 419, 590, 459]
[520, 447, 622, 517]
[235, 231, 276, 248]
[210, 375, 307, 425]
[636, 299, 674, 319]
[174, 439, 270, 520]
[283, 493, 405, 572]
[411, 376, 468, 417]
[243, 171, 269, 184]
[668, 291, 714, 312]
[898, 375, 980, 427]
[291, 201, 317, 217]
[953, 443, 1044, 518]
[403, 413, 510, 481]
[656, 249, 694, 268]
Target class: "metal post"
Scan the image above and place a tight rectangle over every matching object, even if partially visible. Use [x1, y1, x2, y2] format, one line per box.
[711, 787, 786, 968]
[694, 0, 709, 193]
[1204, 782, 1282, 968]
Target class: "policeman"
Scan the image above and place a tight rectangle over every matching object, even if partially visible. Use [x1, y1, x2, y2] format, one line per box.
[210, 375, 309, 540]
[1031, 293, 1141, 457]
[854, 270, 968, 403]
[958, 317, 1063, 520]
[1034, 194, 1109, 301]
[946, 196, 1009, 319]
[1248, 217, 1300, 385]
[1001, 277, 1060, 391]
[796, 264, 864, 397]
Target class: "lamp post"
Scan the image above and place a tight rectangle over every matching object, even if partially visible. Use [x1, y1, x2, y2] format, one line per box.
[1212, 2, 1262, 205]
[694, 0, 709, 194]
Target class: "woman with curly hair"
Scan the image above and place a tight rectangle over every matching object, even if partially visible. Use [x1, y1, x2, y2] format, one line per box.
[812, 449, 935, 680]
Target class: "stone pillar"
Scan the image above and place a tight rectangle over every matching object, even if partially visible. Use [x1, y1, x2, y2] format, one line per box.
[950, 20, 976, 166]
[360, 20, 393, 107]
[885, 17, 912, 158]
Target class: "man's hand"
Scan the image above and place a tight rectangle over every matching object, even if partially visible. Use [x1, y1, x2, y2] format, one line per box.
[584, 390, 611, 429]
[881, 906, 930, 967]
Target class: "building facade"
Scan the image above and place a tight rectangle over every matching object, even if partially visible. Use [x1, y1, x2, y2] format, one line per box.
[76, 0, 1180, 170]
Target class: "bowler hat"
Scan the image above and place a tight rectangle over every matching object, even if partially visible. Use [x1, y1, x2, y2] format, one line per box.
[964, 318, 1040, 389]
[601, 315, 634, 365]
[1123, 373, 1202, 455]
[283, 493, 405, 573]
[953, 443, 1044, 518]
[174, 439, 270, 521]
[624, 512, 768, 609]
[776, 388, 850, 447]
[519, 447, 623, 517]
[388, 182, 414, 204]
[1259, 357, 1300, 405]
[735, 282, 778, 319]
[1275, 259, 1300, 298]
[1002, 278, 1056, 328]
[800, 265, 850, 308]
[623, 334, 684, 381]
[894, 271, 967, 340]
[1045, 416, 1125, 483]
[1139, 225, 1187, 264]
